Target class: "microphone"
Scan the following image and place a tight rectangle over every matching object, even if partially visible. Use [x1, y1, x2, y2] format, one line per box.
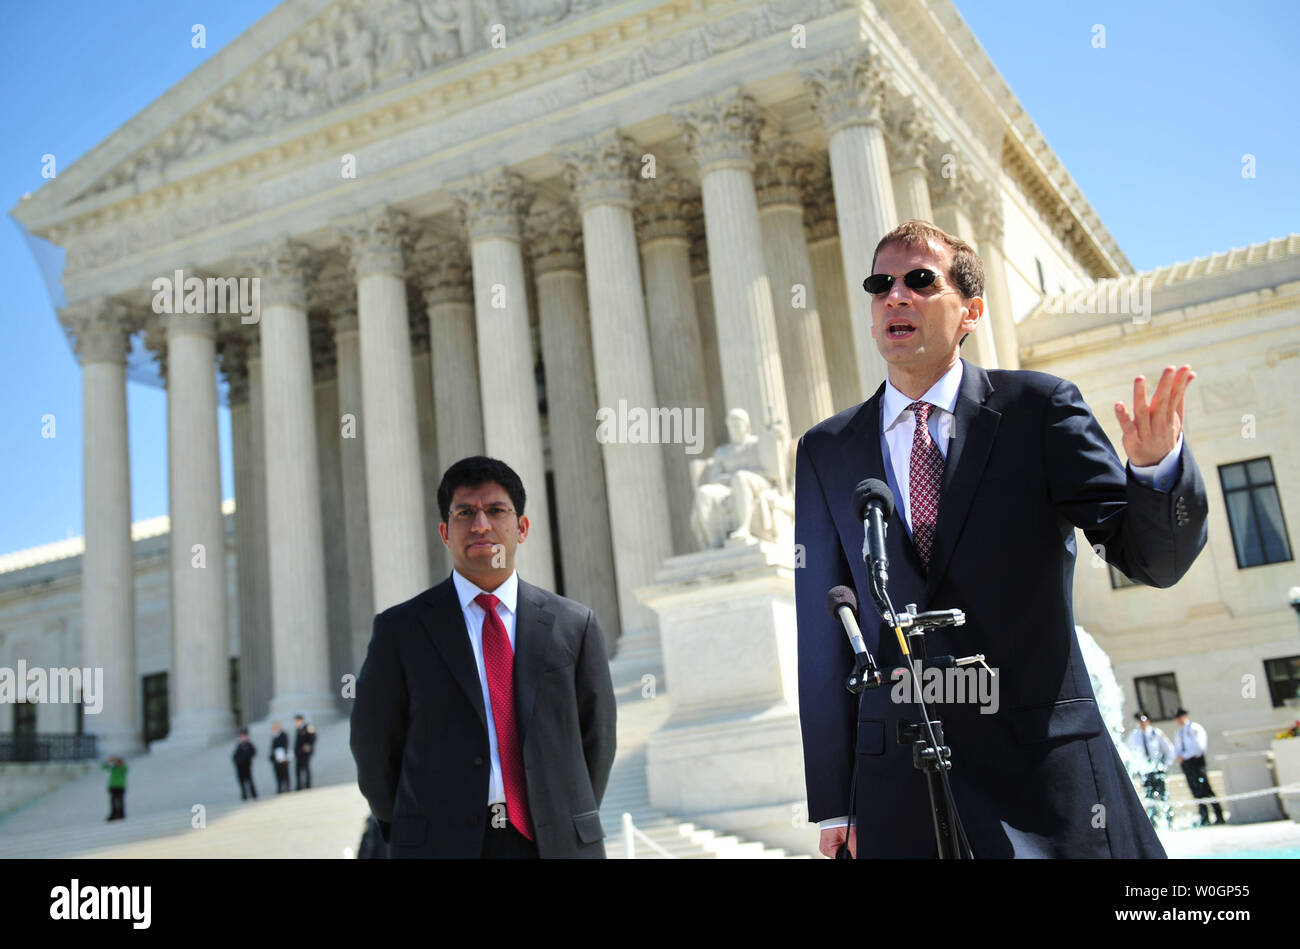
[826, 585, 867, 658]
[852, 479, 894, 588]
[825, 585, 881, 692]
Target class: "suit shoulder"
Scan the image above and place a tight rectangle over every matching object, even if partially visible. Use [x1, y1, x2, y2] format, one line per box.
[372, 580, 447, 634]
[523, 583, 599, 627]
[987, 366, 1081, 403]
[987, 367, 1071, 399]
[801, 399, 869, 446]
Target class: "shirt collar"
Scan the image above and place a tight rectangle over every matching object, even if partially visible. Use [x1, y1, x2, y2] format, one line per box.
[452, 568, 519, 615]
[883, 359, 965, 431]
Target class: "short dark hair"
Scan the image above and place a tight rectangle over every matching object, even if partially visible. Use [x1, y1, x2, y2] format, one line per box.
[871, 220, 985, 300]
[437, 456, 526, 523]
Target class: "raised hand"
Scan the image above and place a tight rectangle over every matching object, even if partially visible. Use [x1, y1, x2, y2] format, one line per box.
[1114, 365, 1195, 468]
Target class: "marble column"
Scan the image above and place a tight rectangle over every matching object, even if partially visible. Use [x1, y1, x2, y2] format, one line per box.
[930, 168, 999, 370]
[220, 334, 273, 727]
[557, 131, 673, 646]
[61, 300, 142, 756]
[338, 207, 432, 610]
[254, 240, 337, 722]
[754, 138, 834, 437]
[157, 313, 235, 748]
[312, 343, 353, 717]
[674, 91, 792, 442]
[804, 174, 861, 411]
[330, 305, 375, 673]
[415, 240, 485, 473]
[688, 218, 727, 446]
[888, 108, 935, 224]
[525, 205, 622, 652]
[635, 175, 714, 553]
[803, 49, 898, 395]
[409, 308, 444, 576]
[973, 192, 1021, 370]
[449, 172, 555, 589]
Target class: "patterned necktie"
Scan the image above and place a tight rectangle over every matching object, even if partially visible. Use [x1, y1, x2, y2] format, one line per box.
[474, 592, 533, 840]
[907, 401, 945, 569]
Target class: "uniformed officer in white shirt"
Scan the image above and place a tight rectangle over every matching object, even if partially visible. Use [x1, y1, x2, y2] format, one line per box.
[1125, 712, 1175, 827]
[1173, 707, 1225, 826]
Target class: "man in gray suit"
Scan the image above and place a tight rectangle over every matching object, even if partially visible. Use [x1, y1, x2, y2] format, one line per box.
[351, 456, 617, 858]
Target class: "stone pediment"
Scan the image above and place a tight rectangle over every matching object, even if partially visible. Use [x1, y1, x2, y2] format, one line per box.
[64, 0, 608, 204]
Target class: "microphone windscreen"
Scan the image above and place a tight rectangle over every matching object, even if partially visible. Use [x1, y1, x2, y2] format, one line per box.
[825, 584, 859, 618]
[852, 478, 894, 522]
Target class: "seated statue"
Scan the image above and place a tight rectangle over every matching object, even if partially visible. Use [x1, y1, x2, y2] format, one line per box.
[690, 408, 794, 549]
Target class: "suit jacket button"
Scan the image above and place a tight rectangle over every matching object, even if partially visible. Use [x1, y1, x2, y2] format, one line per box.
[473, 756, 484, 766]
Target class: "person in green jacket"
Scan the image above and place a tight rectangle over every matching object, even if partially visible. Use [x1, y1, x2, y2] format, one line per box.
[103, 756, 127, 821]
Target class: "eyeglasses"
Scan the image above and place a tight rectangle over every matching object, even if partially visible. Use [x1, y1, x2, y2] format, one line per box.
[449, 504, 516, 524]
[863, 268, 940, 296]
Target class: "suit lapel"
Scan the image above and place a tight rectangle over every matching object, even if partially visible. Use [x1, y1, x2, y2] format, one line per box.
[836, 383, 927, 585]
[924, 359, 1001, 600]
[512, 580, 556, 746]
[420, 578, 487, 735]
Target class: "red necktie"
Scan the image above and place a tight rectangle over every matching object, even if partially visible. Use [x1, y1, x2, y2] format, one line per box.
[474, 592, 534, 840]
[907, 401, 944, 568]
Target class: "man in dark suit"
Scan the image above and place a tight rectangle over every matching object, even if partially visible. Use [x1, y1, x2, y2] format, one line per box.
[795, 220, 1206, 858]
[270, 721, 291, 794]
[293, 715, 315, 791]
[350, 456, 617, 859]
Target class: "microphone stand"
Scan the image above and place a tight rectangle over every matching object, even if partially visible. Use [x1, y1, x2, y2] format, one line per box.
[866, 569, 977, 860]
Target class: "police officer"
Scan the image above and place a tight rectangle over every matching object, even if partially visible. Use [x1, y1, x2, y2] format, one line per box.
[1124, 711, 1175, 828]
[233, 730, 258, 800]
[270, 721, 291, 794]
[1173, 707, 1225, 826]
[293, 714, 316, 791]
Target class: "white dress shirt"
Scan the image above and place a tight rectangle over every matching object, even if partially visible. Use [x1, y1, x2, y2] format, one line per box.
[1174, 721, 1209, 759]
[451, 568, 520, 807]
[1125, 726, 1175, 766]
[819, 362, 1185, 833]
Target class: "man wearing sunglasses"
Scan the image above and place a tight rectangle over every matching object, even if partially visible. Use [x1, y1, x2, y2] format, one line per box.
[350, 455, 617, 858]
[794, 220, 1207, 858]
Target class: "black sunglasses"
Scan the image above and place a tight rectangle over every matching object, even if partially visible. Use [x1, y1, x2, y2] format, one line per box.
[862, 268, 939, 296]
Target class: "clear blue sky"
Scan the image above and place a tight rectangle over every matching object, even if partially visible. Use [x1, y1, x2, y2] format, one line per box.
[1, 0, 1297, 554]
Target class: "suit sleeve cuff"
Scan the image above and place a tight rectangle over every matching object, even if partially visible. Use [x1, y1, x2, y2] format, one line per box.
[1128, 434, 1183, 493]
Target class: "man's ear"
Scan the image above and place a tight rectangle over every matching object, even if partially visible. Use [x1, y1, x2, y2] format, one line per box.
[963, 296, 985, 335]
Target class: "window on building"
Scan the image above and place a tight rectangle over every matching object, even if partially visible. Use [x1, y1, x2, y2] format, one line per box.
[12, 702, 37, 762]
[1264, 655, 1300, 708]
[1109, 564, 1139, 589]
[1035, 258, 1046, 294]
[143, 673, 169, 746]
[1219, 458, 1293, 568]
[1135, 673, 1181, 721]
[13, 701, 36, 737]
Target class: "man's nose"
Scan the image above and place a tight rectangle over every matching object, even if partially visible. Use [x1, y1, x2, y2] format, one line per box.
[885, 283, 912, 308]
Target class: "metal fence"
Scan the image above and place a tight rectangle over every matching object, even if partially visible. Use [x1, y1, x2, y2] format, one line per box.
[0, 734, 99, 762]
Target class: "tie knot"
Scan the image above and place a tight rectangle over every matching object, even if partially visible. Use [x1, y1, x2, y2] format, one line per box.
[907, 401, 931, 423]
[474, 592, 500, 612]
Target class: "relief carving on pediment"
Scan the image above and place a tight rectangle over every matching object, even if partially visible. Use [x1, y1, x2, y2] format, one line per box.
[89, 0, 605, 197]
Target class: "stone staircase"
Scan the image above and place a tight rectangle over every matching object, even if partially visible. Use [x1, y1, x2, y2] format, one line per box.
[0, 646, 806, 858]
